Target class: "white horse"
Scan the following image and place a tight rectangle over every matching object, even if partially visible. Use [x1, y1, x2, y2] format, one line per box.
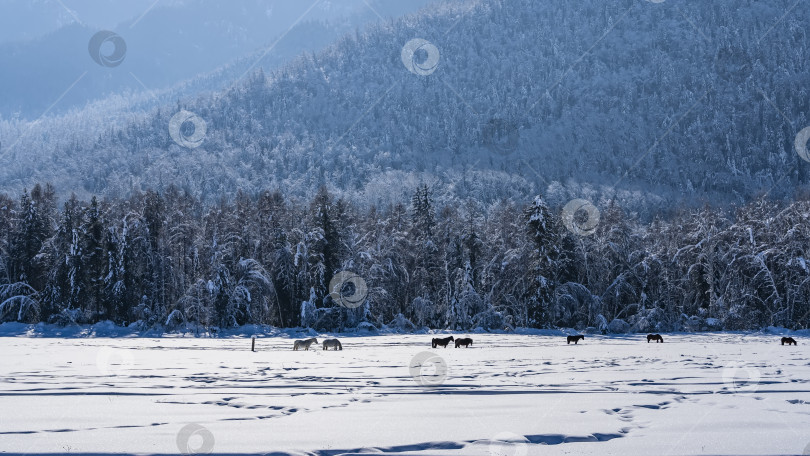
[293, 337, 318, 351]
[323, 339, 342, 350]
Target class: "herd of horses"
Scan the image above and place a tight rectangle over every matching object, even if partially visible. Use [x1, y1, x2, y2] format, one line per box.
[289, 334, 799, 351]
[290, 335, 476, 350]
[565, 333, 797, 345]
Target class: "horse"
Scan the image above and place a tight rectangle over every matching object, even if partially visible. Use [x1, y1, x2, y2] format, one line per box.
[293, 337, 318, 351]
[323, 339, 342, 350]
[781, 337, 797, 346]
[647, 334, 664, 343]
[432, 336, 454, 348]
[566, 335, 585, 344]
[455, 337, 473, 348]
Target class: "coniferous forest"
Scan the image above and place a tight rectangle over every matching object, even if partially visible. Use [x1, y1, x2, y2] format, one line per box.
[1, 182, 808, 332]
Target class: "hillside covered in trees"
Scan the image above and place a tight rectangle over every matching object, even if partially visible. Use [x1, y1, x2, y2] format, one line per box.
[1, 184, 808, 332]
[0, 0, 807, 213]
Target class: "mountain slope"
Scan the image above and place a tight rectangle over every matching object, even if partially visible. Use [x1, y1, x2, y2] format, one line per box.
[1, 0, 807, 213]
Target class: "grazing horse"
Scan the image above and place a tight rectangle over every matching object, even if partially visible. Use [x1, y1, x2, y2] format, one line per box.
[781, 337, 797, 346]
[455, 337, 473, 348]
[323, 339, 342, 350]
[432, 336, 455, 348]
[567, 335, 585, 344]
[647, 334, 664, 343]
[293, 337, 318, 351]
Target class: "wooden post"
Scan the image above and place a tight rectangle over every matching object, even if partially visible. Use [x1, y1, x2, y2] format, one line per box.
[251, 337, 256, 352]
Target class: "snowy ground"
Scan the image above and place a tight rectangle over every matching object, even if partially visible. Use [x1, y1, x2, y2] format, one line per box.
[1, 333, 809, 455]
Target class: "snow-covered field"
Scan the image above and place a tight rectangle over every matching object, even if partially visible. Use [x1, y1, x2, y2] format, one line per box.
[1, 333, 809, 455]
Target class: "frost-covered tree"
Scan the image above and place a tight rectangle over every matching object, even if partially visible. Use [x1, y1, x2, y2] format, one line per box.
[525, 195, 559, 327]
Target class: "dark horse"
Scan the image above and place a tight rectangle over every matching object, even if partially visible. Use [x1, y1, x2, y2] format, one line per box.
[567, 335, 585, 344]
[781, 337, 797, 346]
[432, 336, 455, 348]
[647, 334, 664, 343]
[455, 337, 473, 348]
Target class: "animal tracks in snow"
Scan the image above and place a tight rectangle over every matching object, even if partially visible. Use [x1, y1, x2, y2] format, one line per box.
[1, 333, 809, 454]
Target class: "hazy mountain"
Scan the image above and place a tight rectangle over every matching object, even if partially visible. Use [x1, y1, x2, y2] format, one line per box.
[0, 0, 434, 119]
[0, 0, 807, 216]
[0, 0, 156, 44]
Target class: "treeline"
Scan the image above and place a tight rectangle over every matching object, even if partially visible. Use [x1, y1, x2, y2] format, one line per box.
[0, 183, 809, 332]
